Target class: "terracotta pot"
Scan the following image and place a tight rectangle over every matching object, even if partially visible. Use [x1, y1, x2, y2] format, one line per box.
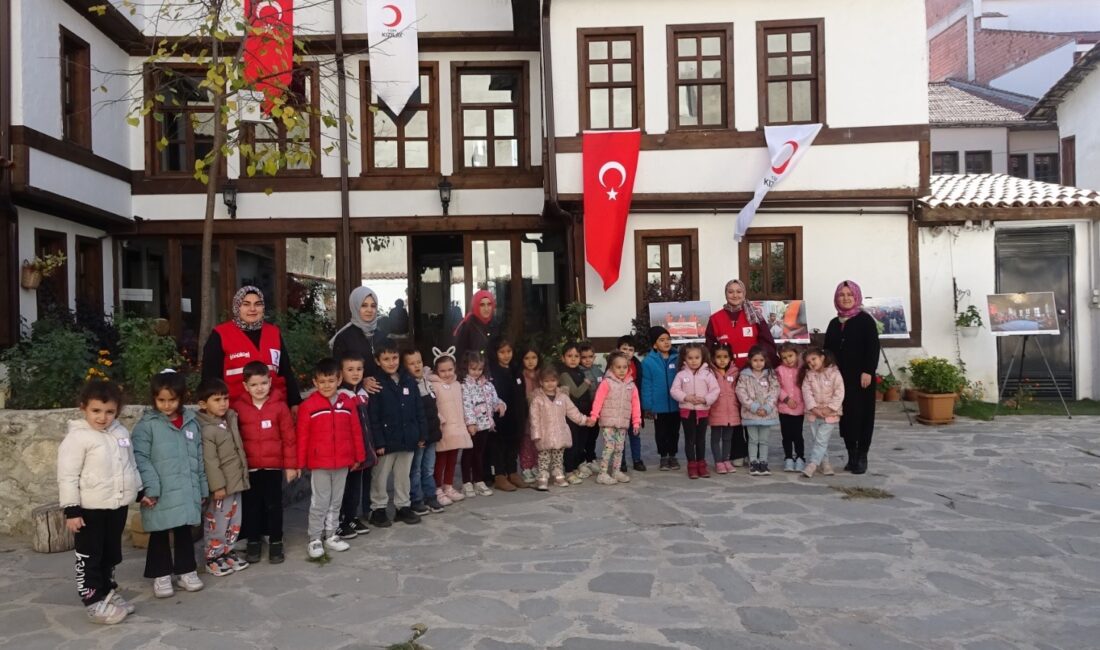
[875, 390, 884, 401]
[20, 264, 42, 290]
[913, 390, 956, 425]
[884, 387, 901, 402]
[902, 388, 917, 402]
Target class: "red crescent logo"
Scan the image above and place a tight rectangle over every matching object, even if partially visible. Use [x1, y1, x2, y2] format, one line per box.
[383, 4, 402, 28]
[771, 140, 798, 175]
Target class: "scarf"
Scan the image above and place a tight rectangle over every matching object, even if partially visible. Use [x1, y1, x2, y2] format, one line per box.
[723, 279, 763, 325]
[232, 286, 265, 332]
[834, 280, 864, 319]
[453, 289, 496, 336]
[330, 286, 380, 347]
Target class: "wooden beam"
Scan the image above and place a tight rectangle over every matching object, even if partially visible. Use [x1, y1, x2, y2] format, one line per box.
[918, 206, 1100, 223]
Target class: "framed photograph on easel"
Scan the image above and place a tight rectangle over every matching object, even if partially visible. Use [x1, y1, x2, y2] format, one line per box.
[987, 292, 1060, 336]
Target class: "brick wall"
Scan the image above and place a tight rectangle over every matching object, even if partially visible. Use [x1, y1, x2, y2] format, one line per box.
[974, 29, 1073, 83]
[930, 18, 969, 81]
[926, 0, 967, 28]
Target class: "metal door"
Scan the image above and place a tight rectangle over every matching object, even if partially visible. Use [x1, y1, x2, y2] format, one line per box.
[994, 227, 1075, 398]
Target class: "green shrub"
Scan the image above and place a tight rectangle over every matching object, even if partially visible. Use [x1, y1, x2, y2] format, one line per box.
[115, 315, 185, 402]
[903, 357, 966, 394]
[272, 309, 335, 388]
[1, 320, 96, 409]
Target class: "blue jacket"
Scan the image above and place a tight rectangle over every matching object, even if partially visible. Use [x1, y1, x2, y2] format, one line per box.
[132, 407, 206, 532]
[640, 350, 680, 414]
[368, 370, 428, 453]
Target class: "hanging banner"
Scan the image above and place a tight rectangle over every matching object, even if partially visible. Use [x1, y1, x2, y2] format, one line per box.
[243, 0, 295, 115]
[583, 130, 642, 291]
[366, 0, 420, 118]
[734, 123, 822, 241]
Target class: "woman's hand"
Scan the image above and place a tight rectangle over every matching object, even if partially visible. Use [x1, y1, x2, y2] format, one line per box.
[66, 517, 85, 533]
[860, 373, 872, 389]
[364, 377, 382, 395]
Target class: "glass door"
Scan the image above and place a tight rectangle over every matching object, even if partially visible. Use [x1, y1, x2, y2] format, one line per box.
[467, 236, 516, 339]
[410, 235, 463, 357]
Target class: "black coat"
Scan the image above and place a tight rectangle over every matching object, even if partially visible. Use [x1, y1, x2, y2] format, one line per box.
[823, 311, 880, 443]
[420, 389, 443, 445]
[331, 325, 388, 376]
[489, 362, 526, 437]
[367, 370, 427, 453]
[453, 318, 498, 362]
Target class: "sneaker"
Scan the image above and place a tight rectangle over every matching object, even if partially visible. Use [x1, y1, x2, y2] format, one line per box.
[324, 535, 350, 552]
[566, 472, 584, 485]
[462, 482, 476, 498]
[749, 461, 761, 476]
[725, 461, 737, 474]
[732, 458, 745, 467]
[436, 489, 454, 506]
[553, 473, 569, 487]
[349, 517, 371, 534]
[668, 457, 681, 470]
[369, 509, 392, 528]
[153, 575, 174, 598]
[268, 541, 285, 564]
[536, 475, 550, 491]
[245, 540, 263, 564]
[802, 462, 818, 478]
[444, 485, 465, 502]
[427, 499, 446, 513]
[107, 590, 135, 615]
[613, 471, 631, 484]
[633, 460, 647, 472]
[307, 539, 324, 559]
[411, 502, 431, 516]
[659, 457, 670, 471]
[86, 598, 128, 625]
[205, 557, 233, 577]
[224, 551, 249, 572]
[474, 481, 494, 497]
[175, 571, 204, 592]
[576, 465, 594, 479]
[794, 458, 806, 472]
[336, 521, 359, 540]
[522, 468, 538, 483]
[395, 507, 422, 525]
[587, 461, 602, 474]
[716, 461, 729, 475]
[759, 462, 772, 476]
[821, 459, 835, 476]
[596, 472, 617, 485]
[784, 458, 796, 472]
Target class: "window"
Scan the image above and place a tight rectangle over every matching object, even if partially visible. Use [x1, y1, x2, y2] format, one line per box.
[634, 230, 700, 317]
[286, 237, 336, 322]
[964, 150, 992, 174]
[757, 19, 825, 126]
[1008, 154, 1028, 179]
[932, 151, 959, 175]
[452, 63, 528, 171]
[35, 229, 69, 318]
[1034, 153, 1059, 183]
[243, 66, 320, 175]
[739, 228, 802, 301]
[60, 29, 91, 147]
[147, 67, 215, 175]
[1061, 136, 1076, 186]
[75, 236, 103, 315]
[667, 24, 733, 130]
[579, 27, 644, 130]
[362, 63, 438, 173]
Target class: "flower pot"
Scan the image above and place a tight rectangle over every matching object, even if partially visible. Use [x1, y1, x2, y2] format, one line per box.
[902, 388, 917, 402]
[153, 318, 171, 336]
[958, 325, 980, 338]
[913, 390, 956, 425]
[20, 264, 42, 290]
[884, 387, 901, 402]
[875, 390, 884, 401]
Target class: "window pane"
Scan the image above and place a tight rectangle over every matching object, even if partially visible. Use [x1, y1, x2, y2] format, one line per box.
[611, 39, 631, 59]
[612, 87, 633, 128]
[464, 140, 488, 167]
[463, 109, 487, 137]
[589, 63, 609, 83]
[701, 85, 722, 125]
[701, 60, 721, 79]
[668, 244, 682, 268]
[678, 61, 698, 80]
[647, 244, 661, 268]
[678, 86, 698, 126]
[286, 237, 336, 321]
[285, 142, 312, 170]
[791, 80, 812, 121]
[405, 141, 429, 168]
[647, 271, 662, 287]
[460, 72, 518, 103]
[748, 269, 763, 293]
[494, 139, 519, 167]
[768, 57, 787, 76]
[768, 242, 788, 295]
[589, 40, 608, 60]
[791, 31, 812, 52]
[374, 140, 398, 168]
[359, 236, 409, 336]
[612, 62, 632, 82]
[767, 82, 788, 123]
[589, 88, 609, 129]
[494, 109, 515, 137]
[406, 110, 428, 138]
[677, 37, 697, 57]
[374, 111, 397, 137]
[471, 239, 511, 318]
[767, 33, 787, 53]
[748, 242, 763, 265]
[791, 55, 812, 75]
[701, 36, 721, 56]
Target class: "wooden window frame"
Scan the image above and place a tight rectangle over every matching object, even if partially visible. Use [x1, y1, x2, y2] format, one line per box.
[144, 64, 218, 178]
[360, 61, 440, 176]
[1034, 153, 1059, 183]
[666, 23, 734, 132]
[964, 150, 992, 174]
[35, 228, 69, 313]
[634, 229, 700, 315]
[60, 28, 92, 148]
[240, 63, 322, 177]
[577, 27, 645, 132]
[756, 19, 826, 127]
[450, 61, 531, 174]
[1008, 153, 1029, 179]
[1061, 136, 1076, 186]
[931, 151, 959, 175]
[738, 226, 803, 301]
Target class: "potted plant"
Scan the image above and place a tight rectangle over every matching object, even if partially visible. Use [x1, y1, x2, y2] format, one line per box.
[20, 252, 67, 290]
[902, 357, 966, 425]
[955, 305, 983, 338]
[876, 373, 901, 402]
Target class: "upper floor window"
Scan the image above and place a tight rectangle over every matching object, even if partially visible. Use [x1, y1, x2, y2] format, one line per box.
[60, 29, 91, 147]
[757, 19, 825, 126]
[635, 230, 699, 318]
[579, 27, 644, 130]
[668, 24, 733, 130]
[1034, 153, 1059, 183]
[740, 227, 802, 301]
[452, 63, 528, 171]
[363, 63, 438, 173]
[965, 150, 992, 174]
[932, 151, 959, 175]
[147, 67, 214, 176]
[1008, 154, 1028, 179]
[243, 65, 320, 176]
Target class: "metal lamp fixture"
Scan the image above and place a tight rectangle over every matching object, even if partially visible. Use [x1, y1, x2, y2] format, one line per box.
[438, 176, 453, 216]
[222, 180, 238, 219]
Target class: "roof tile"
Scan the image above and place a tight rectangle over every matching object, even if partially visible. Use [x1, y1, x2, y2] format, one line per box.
[923, 174, 1100, 209]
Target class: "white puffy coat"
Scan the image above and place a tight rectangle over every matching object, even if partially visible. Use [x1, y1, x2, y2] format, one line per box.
[57, 418, 142, 511]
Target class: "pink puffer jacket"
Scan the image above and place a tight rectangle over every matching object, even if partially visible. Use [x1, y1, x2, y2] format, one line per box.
[802, 366, 845, 423]
[669, 364, 721, 414]
[709, 368, 741, 427]
[528, 389, 588, 451]
[429, 375, 473, 452]
[776, 364, 805, 416]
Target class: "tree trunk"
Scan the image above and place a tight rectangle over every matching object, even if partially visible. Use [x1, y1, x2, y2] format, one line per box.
[198, 21, 228, 353]
[31, 503, 74, 553]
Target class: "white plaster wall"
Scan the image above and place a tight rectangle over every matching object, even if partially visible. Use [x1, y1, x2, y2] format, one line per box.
[1007, 129, 1059, 157]
[28, 150, 132, 217]
[990, 42, 1077, 99]
[1057, 65, 1100, 191]
[981, 0, 1100, 33]
[930, 127, 1008, 173]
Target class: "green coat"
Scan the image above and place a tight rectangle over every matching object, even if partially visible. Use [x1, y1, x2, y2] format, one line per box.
[132, 407, 206, 532]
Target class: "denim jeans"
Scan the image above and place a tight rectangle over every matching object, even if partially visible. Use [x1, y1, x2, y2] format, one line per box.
[410, 444, 437, 505]
[807, 420, 835, 465]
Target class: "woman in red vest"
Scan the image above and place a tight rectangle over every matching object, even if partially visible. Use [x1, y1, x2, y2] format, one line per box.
[201, 285, 302, 409]
[705, 279, 778, 369]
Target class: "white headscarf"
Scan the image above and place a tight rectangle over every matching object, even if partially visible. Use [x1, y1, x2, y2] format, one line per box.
[330, 286, 380, 346]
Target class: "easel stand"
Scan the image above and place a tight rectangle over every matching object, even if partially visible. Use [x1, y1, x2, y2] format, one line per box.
[881, 349, 913, 426]
[992, 335, 1072, 420]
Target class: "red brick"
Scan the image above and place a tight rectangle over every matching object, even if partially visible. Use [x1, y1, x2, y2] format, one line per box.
[930, 18, 968, 81]
[926, 0, 967, 28]
[974, 29, 1073, 83]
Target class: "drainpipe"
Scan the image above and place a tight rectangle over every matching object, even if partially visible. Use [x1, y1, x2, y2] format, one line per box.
[0, 0, 18, 344]
[334, 0, 353, 307]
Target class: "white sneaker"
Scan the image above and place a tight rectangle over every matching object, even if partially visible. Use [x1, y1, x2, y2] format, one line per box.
[613, 471, 631, 483]
[522, 469, 537, 483]
[576, 465, 594, 479]
[86, 598, 128, 625]
[596, 473, 616, 485]
[444, 485, 465, 502]
[152, 575, 174, 598]
[174, 571, 204, 592]
[436, 488, 453, 506]
[588, 461, 602, 474]
[107, 590, 135, 615]
[324, 535, 350, 552]
[307, 539, 324, 559]
[462, 482, 476, 498]
[474, 481, 494, 496]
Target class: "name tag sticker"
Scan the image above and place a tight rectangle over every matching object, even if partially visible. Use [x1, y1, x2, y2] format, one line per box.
[683, 377, 690, 383]
[516, 378, 522, 385]
[668, 363, 675, 370]
[185, 430, 194, 440]
[727, 376, 735, 383]
[555, 400, 562, 406]
[117, 438, 131, 447]
[403, 387, 410, 395]
[261, 420, 273, 429]
[742, 327, 754, 337]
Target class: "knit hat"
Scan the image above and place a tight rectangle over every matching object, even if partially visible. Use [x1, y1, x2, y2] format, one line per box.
[647, 325, 670, 347]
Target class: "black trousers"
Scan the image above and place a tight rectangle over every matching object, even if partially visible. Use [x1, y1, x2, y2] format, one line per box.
[144, 525, 197, 578]
[779, 414, 806, 460]
[340, 466, 372, 522]
[681, 412, 709, 462]
[241, 469, 285, 543]
[74, 506, 128, 605]
[654, 412, 681, 458]
[488, 417, 519, 476]
[730, 425, 748, 460]
[583, 424, 599, 462]
[564, 421, 587, 473]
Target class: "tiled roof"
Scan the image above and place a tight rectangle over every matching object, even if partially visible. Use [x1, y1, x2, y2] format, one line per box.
[1027, 43, 1100, 120]
[929, 80, 1040, 125]
[923, 174, 1100, 209]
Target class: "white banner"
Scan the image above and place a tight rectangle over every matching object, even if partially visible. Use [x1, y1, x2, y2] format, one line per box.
[734, 124, 823, 241]
[366, 0, 420, 116]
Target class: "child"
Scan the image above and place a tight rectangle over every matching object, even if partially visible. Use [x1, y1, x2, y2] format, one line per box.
[616, 335, 646, 472]
[517, 344, 542, 483]
[132, 370, 205, 598]
[298, 358, 367, 557]
[233, 361, 297, 564]
[588, 351, 641, 485]
[488, 339, 529, 492]
[528, 367, 592, 490]
[640, 326, 681, 471]
[368, 344, 427, 526]
[430, 349, 471, 504]
[709, 344, 741, 475]
[558, 343, 593, 484]
[57, 381, 142, 624]
[461, 351, 505, 497]
[402, 348, 445, 514]
[578, 342, 603, 472]
[670, 343, 720, 479]
[735, 346, 780, 476]
[336, 353, 377, 539]
[776, 342, 807, 472]
[195, 378, 250, 577]
[800, 347, 845, 478]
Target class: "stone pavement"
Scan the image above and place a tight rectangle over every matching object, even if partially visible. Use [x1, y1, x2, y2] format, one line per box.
[2, 410, 1099, 649]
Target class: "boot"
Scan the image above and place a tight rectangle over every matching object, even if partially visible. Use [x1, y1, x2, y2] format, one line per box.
[493, 474, 517, 492]
[697, 461, 710, 478]
[855, 448, 869, 475]
[687, 460, 699, 479]
[507, 472, 529, 489]
[843, 440, 857, 472]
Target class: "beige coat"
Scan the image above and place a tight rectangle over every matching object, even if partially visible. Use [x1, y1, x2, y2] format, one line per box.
[430, 374, 473, 452]
[529, 389, 588, 451]
[57, 418, 142, 511]
[197, 410, 250, 495]
[802, 365, 845, 423]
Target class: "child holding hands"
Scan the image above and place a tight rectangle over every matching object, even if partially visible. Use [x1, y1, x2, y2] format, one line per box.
[800, 347, 845, 478]
[461, 351, 505, 497]
[776, 343, 807, 473]
[588, 351, 641, 485]
[529, 368, 593, 491]
[708, 344, 741, 474]
[736, 347, 780, 476]
[196, 378, 250, 576]
[670, 343, 720, 479]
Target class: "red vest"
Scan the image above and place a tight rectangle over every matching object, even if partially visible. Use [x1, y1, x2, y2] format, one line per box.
[709, 309, 760, 370]
[214, 322, 288, 403]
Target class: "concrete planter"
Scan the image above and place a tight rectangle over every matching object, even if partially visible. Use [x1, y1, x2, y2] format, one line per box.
[913, 390, 956, 425]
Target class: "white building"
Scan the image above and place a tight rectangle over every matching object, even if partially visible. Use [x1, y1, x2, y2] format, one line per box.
[1028, 44, 1100, 192]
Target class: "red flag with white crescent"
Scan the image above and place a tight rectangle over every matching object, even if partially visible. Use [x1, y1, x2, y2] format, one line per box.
[243, 0, 294, 115]
[583, 130, 641, 291]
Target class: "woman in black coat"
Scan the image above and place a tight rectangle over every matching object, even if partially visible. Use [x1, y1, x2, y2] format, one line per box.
[330, 285, 385, 392]
[823, 280, 880, 475]
[453, 289, 499, 361]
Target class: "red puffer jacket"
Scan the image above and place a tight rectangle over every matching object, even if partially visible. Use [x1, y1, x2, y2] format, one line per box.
[296, 391, 367, 470]
[233, 397, 297, 469]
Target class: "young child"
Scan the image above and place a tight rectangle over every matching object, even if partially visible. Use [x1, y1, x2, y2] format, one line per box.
[708, 344, 741, 475]
[776, 342, 807, 472]
[800, 347, 845, 478]
[368, 344, 427, 526]
[233, 361, 297, 564]
[402, 348, 445, 514]
[670, 343, 721, 479]
[558, 343, 593, 484]
[132, 370, 205, 598]
[640, 326, 681, 471]
[430, 349, 471, 504]
[528, 367, 592, 491]
[735, 347, 780, 476]
[588, 351, 641, 485]
[298, 358, 367, 557]
[578, 342, 603, 473]
[195, 378, 250, 577]
[57, 381, 142, 624]
[488, 339, 529, 492]
[461, 351, 505, 497]
[616, 335, 646, 472]
[336, 353, 377, 540]
[517, 344, 542, 483]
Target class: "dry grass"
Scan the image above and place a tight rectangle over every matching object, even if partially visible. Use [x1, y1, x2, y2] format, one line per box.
[387, 625, 430, 650]
[830, 486, 895, 500]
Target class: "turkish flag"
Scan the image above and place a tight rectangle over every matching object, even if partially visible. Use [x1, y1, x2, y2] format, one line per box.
[583, 130, 641, 291]
[243, 0, 294, 115]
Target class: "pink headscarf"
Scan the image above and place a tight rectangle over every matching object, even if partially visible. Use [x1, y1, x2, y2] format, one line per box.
[834, 280, 864, 319]
[453, 289, 496, 336]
